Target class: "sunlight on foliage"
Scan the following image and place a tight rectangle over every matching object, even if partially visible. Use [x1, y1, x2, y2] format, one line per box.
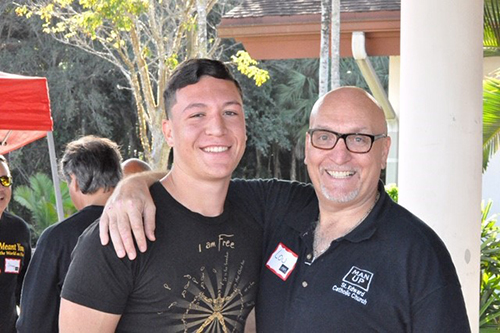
[483, 73, 500, 171]
[480, 200, 500, 329]
[231, 50, 270, 87]
[15, 0, 270, 169]
[384, 183, 398, 203]
[16, 0, 148, 37]
[165, 54, 179, 70]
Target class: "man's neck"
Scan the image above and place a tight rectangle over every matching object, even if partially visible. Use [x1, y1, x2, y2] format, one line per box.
[161, 171, 229, 217]
[315, 191, 380, 244]
[79, 190, 114, 209]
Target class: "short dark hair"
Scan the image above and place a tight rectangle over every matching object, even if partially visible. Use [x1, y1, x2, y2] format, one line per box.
[60, 136, 123, 194]
[163, 58, 242, 119]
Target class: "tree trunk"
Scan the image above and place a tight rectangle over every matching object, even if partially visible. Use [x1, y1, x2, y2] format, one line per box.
[331, 0, 341, 89]
[290, 144, 297, 181]
[255, 147, 261, 178]
[197, 0, 208, 57]
[150, 125, 170, 171]
[273, 144, 281, 179]
[319, 0, 331, 96]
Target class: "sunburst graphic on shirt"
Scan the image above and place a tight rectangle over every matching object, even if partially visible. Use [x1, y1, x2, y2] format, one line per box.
[167, 253, 256, 333]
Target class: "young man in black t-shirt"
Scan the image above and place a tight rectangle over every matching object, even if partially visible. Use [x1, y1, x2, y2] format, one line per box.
[60, 59, 263, 332]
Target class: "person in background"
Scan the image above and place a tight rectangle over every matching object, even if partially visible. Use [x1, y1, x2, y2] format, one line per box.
[0, 155, 31, 333]
[122, 158, 152, 178]
[17, 136, 122, 333]
[100, 87, 471, 331]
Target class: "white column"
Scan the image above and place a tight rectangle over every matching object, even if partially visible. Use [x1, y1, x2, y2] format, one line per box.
[399, 1, 483, 331]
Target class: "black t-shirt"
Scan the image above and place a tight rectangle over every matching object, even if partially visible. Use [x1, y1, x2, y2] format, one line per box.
[0, 211, 31, 333]
[62, 182, 263, 332]
[17, 206, 104, 333]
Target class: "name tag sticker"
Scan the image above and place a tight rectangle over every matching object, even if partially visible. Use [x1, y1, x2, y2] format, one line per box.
[5, 258, 21, 274]
[266, 243, 298, 281]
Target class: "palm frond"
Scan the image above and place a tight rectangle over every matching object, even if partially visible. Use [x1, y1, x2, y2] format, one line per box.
[13, 172, 76, 236]
[483, 74, 500, 171]
[485, 0, 500, 52]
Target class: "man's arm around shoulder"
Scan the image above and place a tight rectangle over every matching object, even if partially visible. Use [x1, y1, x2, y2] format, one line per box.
[59, 298, 121, 333]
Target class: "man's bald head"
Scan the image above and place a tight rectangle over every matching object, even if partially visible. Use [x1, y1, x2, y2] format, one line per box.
[305, 86, 391, 206]
[122, 158, 152, 178]
[310, 86, 387, 135]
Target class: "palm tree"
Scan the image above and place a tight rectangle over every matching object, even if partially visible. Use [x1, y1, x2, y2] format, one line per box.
[483, 0, 500, 171]
[274, 59, 319, 180]
[483, 73, 500, 172]
[13, 173, 76, 238]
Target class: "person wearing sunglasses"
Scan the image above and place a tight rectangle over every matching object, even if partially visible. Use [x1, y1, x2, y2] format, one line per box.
[0, 155, 31, 333]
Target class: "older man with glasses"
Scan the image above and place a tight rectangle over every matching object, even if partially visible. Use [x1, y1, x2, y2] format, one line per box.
[99, 86, 471, 331]
[0, 155, 31, 333]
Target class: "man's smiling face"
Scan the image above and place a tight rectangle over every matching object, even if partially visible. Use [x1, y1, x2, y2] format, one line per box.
[305, 87, 390, 207]
[162, 76, 247, 182]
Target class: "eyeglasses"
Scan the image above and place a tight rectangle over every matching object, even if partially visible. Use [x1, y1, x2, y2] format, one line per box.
[307, 129, 387, 154]
[0, 175, 12, 187]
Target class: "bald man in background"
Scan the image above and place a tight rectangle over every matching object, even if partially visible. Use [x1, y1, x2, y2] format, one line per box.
[122, 158, 152, 178]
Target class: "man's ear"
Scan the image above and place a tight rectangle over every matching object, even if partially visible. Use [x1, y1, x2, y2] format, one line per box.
[381, 136, 392, 170]
[304, 133, 310, 166]
[69, 174, 80, 192]
[162, 119, 174, 147]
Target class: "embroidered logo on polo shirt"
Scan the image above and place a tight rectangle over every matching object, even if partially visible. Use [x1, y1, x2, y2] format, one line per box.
[331, 266, 374, 305]
[266, 243, 298, 281]
[343, 266, 373, 291]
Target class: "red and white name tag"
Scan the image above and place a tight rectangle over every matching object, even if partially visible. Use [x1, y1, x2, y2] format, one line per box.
[266, 243, 298, 281]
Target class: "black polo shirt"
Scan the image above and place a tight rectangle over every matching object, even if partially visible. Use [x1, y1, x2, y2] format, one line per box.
[230, 180, 470, 332]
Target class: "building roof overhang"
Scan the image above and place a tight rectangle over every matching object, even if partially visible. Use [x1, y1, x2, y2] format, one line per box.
[218, 1, 400, 59]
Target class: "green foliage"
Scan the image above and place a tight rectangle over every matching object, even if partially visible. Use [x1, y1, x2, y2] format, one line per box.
[0, 2, 140, 189]
[483, 73, 500, 172]
[484, 0, 500, 57]
[483, 0, 500, 171]
[234, 56, 390, 181]
[13, 173, 76, 238]
[481, 200, 500, 329]
[384, 183, 398, 203]
[14, 0, 267, 167]
[341, 56, 389, 93]
[16, 0, 149, 38]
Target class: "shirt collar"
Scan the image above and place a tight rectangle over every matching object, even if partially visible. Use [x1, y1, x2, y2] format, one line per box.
[287, 181, 391, 244]
[341, 181, 391, 243]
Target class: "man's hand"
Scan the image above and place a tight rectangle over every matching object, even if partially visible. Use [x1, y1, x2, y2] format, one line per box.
[99, 171, 164, 259]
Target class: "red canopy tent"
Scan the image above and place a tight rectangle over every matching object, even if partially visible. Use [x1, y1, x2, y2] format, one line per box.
[0, 71, 63, 221]
[0, 72, 53, 153]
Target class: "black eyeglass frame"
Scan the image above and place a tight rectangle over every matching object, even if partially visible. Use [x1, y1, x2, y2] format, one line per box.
[307, 128, 387, 154]
[0, 175, 12, 187]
